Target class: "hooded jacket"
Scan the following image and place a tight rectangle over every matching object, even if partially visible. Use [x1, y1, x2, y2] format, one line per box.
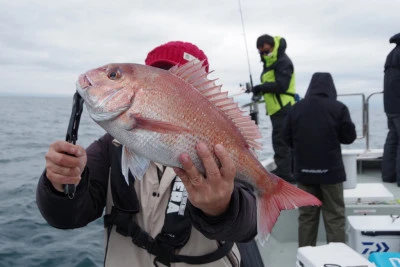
[282, 73, 357, 184]
[36, 134, 257, 266]
[384, 33, 400, 114]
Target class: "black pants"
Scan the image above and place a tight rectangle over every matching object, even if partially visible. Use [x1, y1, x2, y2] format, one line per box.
[382, 113, 400, 185]
[297, 183, 345, 247]
[270, 107, 293, 181]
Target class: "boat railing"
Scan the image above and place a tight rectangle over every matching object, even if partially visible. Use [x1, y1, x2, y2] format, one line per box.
[337, 93, 366, 140]
[241, 91, 384, 152]
[338, 91, 383, 151]
[365, 91, 384, 150]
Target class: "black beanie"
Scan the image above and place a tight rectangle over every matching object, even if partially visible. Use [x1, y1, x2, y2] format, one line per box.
[256, 34, 275, 48]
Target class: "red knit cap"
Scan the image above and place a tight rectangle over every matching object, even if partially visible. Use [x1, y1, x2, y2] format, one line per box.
[145, 41, 209, 72]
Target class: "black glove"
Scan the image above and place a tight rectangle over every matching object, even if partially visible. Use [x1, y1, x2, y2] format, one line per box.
[252, 84, 264, 95]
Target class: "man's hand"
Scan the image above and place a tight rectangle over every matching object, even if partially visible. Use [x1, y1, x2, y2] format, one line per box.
[45, 141, 87, 192]
[252, 84, 264, 95]
[173, 143, 236, 217]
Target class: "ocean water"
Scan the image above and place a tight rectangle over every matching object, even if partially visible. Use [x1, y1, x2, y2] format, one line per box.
[0, 96, 106, 267]
[0, 94, 386, 267]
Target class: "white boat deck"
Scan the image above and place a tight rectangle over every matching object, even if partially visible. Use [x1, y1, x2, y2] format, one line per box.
[257, 152, 400, 266]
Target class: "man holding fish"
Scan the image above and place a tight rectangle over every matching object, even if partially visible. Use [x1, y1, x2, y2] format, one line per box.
[37, 41, 320, 266]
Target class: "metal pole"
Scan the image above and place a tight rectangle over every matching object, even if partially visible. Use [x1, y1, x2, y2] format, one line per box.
[365, 91, 383, 151]
[338, 93, 366, 140]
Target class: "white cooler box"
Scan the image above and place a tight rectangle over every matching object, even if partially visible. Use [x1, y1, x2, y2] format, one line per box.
[347, 215, 400, 258]
[296, 242, 375, 267]
[344, 183, 394, 205]
[342, 149, 358, 189]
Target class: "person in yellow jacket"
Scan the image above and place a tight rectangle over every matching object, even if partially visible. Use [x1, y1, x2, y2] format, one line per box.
[252, 34, 297, 183]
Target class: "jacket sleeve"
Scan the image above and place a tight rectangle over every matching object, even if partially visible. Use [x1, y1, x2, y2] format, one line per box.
[259, 59, 293, 94]
[36, 134, 111, 229]
[282, 110, 294, 148]
[338, 105, 357, 144]
[188, 180, 257, 242]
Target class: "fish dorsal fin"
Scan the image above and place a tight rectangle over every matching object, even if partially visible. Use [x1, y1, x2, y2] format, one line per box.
[169, 60, 262, 150]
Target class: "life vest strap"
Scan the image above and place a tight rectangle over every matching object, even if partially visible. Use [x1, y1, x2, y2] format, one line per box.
[104, 207, 233, 266]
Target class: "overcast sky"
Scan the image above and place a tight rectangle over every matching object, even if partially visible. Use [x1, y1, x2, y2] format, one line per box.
[1, 0, 399, 101]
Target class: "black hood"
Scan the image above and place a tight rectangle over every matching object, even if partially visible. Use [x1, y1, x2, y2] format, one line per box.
[277, 37, 287, 58]
[305, 72, 337, 99]
[390, 33, 400, 45]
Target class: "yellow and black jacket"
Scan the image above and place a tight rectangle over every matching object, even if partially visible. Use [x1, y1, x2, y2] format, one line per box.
[259, 36, 296, 116]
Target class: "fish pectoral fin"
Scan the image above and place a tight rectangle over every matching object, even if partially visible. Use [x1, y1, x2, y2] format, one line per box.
[128, 114, 191, 134]
[122, 146, 150, 184]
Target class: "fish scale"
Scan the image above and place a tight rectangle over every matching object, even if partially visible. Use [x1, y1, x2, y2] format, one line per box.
[77, 60, 322, 243]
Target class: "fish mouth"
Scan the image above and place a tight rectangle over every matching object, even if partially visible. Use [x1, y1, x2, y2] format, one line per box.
[75, 73, 132, 122]
[76, 74, 92, 100]
[78, 74, 93, 89]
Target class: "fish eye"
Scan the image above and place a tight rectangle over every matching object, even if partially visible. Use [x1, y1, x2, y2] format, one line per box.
[108, 69, 121, 80]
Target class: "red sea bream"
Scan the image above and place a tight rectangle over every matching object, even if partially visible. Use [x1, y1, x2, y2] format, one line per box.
[76, 60, 321, 243]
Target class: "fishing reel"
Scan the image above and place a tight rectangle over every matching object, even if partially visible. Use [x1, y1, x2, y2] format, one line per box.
[239, 82, 261, 125]
[241, 82, 262, 102]
[243, 82, 252, 94]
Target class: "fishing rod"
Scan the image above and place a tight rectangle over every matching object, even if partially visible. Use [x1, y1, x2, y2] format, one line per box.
[63, 91, 84, 199]
[238, 0, 261, 125]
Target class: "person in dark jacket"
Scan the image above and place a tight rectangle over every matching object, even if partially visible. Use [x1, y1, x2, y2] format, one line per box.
[36, 41, 258, 267]
[382, 33, 400, 186]
[282, 72, 356, 247]
[252, 34, 296, 183]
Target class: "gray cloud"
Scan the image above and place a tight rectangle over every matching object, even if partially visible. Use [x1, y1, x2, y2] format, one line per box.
[0, 0, 398, 98]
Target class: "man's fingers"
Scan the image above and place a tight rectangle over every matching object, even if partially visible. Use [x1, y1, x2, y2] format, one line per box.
[173, 143, 236, 216]
[46, 141, 85, 169]
[48, 163, 82, 177]
[177, 153, 204, 186]
[173, 167, 193, 192]
[51, 141, 82, 157]
[46, 150, 82, 169]
[214, 144, 236, 180]
[196, 143, 220, 182]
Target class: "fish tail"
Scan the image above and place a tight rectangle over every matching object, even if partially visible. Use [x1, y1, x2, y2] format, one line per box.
[256, 174, 322, 246]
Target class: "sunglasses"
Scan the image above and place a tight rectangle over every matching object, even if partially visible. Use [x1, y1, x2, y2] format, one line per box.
[259, 50, 270, 56]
